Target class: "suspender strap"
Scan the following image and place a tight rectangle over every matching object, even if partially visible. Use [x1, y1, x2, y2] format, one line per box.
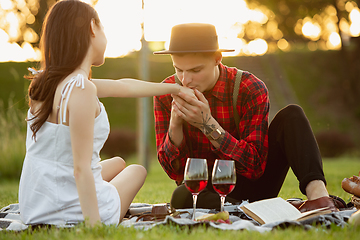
[233, 69, 243, 136]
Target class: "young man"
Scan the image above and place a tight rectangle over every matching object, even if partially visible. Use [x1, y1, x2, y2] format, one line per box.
[153, 23, 343, 212]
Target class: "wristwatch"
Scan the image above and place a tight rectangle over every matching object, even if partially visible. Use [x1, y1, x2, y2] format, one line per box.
[206, 128, 222, 140]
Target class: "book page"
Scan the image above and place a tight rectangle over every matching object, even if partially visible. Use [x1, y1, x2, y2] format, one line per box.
[297, 207, 332, 221]
[241, 197, 302, 224]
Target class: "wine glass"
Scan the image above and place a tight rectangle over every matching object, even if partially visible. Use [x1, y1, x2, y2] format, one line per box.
[212, 159, 236, 212]
[184, 158, 208, 220]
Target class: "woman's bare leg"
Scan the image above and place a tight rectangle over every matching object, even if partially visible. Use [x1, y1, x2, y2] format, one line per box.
[110, 164, 147, 221]
[100, 156, 126, 182]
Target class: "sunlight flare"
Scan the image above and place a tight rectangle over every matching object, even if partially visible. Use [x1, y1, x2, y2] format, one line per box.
[349, 8, 360, 37]
[327, 32, 342, 49]
[302, 19, 321, 41]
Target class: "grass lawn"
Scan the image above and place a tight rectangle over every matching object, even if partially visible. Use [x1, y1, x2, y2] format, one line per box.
[1, 157, 360, 239]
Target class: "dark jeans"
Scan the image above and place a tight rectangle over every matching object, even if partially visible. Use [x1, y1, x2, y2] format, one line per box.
[171, 104, 326, 210]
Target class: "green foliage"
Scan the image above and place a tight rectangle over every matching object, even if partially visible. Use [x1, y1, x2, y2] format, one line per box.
[0, 97, 26, 179]
[276, 50, 360, 149]
[0, 61, 36, 110]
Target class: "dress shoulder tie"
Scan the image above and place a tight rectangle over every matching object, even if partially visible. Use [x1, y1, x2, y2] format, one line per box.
[58, 74, 85, 124]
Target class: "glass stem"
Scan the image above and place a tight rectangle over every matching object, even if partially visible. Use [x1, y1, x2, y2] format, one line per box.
[220, 195, 225, 212]
[192, 193, 198, 220]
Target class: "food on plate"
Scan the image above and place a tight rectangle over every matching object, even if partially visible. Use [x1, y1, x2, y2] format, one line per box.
[195, 211, 231, 223]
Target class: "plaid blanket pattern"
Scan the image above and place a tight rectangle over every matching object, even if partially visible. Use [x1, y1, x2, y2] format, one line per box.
[0, 204, 28, 231]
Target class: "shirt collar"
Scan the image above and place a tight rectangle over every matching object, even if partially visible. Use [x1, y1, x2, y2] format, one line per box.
[203, 63, 227, 101]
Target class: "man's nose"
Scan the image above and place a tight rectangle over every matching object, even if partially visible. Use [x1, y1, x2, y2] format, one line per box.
[181, 72, 192, 87]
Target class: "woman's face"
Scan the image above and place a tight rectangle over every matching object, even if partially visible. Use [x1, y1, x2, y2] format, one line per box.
[91, 21, 107, 66]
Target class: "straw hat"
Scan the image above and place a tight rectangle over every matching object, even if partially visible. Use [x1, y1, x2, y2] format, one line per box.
[153, 23, 234, 54]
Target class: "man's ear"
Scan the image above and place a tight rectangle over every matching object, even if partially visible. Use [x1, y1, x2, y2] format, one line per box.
[214, 52, 222, 65]
[90, 18, 96, 37]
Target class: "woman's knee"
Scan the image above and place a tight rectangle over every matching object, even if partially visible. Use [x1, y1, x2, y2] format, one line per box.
[100, 157, 127, 182]
[127, 164, 147, 179]
[112, 156, 126, 170]
[110, 164, 147, 197]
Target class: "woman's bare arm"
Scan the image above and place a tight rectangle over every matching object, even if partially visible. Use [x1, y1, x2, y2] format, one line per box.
[69, 80, 101, 226]
[92, 78, 194, 98]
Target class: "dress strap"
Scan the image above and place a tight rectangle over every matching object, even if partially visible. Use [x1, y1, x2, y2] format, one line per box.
[58, 74, 85, 124]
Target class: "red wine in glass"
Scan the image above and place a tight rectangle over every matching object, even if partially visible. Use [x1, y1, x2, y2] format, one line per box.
[184, 158, 208, 220]
[185, 179, 208, 194]
[213, 183, 235, 196]
[212, 160, 236, 212]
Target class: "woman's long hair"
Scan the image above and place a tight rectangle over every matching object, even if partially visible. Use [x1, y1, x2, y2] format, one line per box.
[27, 0, 100, 139]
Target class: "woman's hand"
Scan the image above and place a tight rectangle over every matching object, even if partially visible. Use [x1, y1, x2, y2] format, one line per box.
[177, 85, 196, 99]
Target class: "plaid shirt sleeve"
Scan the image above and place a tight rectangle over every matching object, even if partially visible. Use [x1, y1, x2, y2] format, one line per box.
[213, 72, 269, 179]
[153, 76, 190, 182]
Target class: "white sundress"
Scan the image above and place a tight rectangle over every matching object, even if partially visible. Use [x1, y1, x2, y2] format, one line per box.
[18, 74, 121, 226]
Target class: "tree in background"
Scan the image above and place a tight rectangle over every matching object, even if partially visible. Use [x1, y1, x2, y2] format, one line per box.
[258, 0, 360, 117]
[0, 0, 98, 61]
[0, 0, 55, 49]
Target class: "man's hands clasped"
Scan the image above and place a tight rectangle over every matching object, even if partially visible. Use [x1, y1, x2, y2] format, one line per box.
[172, 88, 215, 134]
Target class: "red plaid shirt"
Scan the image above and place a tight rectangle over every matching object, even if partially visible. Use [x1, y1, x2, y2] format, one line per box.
[153, 63, 269, 183]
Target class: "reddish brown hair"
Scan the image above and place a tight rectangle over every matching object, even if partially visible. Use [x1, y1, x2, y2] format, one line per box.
[27, 0, 100, 139]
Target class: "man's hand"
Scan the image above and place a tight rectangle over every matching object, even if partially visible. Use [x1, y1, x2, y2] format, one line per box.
[172, 88, 225, 148]
[172, 89, 214, 133]
[170, 86, 196, 128]
[168, 86, 197, 147]
[170, 99, 184, 126]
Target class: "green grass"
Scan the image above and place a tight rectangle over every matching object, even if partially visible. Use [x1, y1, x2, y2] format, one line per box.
[0, 98, 26, 179]
[1, 157, 360, 239]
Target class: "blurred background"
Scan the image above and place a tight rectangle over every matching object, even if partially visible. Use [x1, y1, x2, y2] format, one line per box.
[0, 0, 359, 178]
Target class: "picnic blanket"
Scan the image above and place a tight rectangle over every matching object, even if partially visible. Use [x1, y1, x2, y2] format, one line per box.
[120, 202, 356, 231]
[0, 202, 357, 232]
[0, 203, 75, 231]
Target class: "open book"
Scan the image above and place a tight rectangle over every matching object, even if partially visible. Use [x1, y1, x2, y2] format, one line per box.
[239, 197, 332, 225]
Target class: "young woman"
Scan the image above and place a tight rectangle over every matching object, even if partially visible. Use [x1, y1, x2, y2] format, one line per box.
[19, 0, 193, 227]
